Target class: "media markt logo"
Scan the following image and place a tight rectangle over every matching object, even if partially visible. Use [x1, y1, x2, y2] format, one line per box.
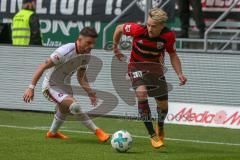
[213, 110, 227, 124]
[136, 0, 163, 11]
[168, 108, 240, 127]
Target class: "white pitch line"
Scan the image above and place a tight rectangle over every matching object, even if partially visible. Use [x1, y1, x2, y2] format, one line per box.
[0, 124, 240, 147]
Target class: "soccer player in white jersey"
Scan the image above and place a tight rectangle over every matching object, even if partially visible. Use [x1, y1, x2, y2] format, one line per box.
[23, 27, 110, 142]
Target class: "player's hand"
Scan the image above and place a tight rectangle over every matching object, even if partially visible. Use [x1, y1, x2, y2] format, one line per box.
[88, 92, 98, 107]
[23, 88, 34, 103]
[178, 73, 187, 86]
[114, 48, 124, 61]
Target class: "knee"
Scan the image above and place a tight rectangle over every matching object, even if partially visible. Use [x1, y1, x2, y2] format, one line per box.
[69, 102, 82, 114]
[136, 92, 147, 101]
[135, 86, 148, 101]
[59, 96, 76, 114]
[58, 105, 70, 114]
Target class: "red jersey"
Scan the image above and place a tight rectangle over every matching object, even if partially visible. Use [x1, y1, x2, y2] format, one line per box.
[122, 23, 176, 67]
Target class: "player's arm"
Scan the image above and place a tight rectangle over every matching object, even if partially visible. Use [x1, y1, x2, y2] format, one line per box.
[23, 58, 55, 103]
[113, 24, 124, 61]
[168, 51, 187, 86]
[166, 32, 187, 86]
[168, 51, 182, 75]
[113, 23, 143, 60]
[31, 58, 55, 86]
[77, 68, 97, 106]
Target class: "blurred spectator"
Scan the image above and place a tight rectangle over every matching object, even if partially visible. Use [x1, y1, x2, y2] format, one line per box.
[12, 0, 42, 46]
[177, 0, 206, 38]
[161, 0, 176, 23]
[0, 23, 12, 44]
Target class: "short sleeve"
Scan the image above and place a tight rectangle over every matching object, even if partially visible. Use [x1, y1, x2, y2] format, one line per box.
[122, 23, 145, 37]
[165, 32, 176, 54]
[50, 44, 75, 64]
[50, 51, 63, 65]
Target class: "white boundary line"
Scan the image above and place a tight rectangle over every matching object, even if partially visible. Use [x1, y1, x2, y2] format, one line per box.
[0, 124, 240, 147]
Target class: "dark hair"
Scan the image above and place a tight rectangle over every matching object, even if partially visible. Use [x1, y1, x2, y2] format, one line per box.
[79, 27, 98, 38]
[23, 0, 34, 4]
[23, 0, 36, 10]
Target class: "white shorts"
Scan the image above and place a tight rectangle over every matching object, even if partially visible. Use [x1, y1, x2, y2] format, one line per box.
[42, 81, 73, 104]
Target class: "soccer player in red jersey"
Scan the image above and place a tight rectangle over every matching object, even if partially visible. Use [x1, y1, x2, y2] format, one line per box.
[113, 8, 187, 148]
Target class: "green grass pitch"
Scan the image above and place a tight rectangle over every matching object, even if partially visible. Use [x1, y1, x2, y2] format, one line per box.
[0, 110, 239, 160]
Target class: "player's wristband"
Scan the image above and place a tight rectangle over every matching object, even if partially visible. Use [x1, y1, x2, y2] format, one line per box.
[28, 84, 35, 90]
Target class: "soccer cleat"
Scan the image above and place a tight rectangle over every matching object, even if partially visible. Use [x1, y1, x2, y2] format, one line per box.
[156, 125, 165, 141]
[95, 128, 110, 142]
[150, 134, 164, 149]
[46, 131, 69, 140]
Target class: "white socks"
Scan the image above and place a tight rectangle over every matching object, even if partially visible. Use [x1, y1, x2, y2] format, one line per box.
[76, 113, 98, 132]
[49, 110, 67, 134]
[70, 102, 98, 132]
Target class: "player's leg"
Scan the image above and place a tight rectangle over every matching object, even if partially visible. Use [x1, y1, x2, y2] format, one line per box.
[66, 98, 110, 142]
[154, 76, 169, 142]
[42, 87, 70, 139]
[129, 68, 163, 148]
[155, 97, 168, 141]
[68, 101, 98, 132]
[135, 85, 155, 136]
[44, 84, 109, 141]
[129, 69, 155, 137]
[46, 105, 69, 139]
[44, 87, 90, 139]
[135, 85, 163, 148]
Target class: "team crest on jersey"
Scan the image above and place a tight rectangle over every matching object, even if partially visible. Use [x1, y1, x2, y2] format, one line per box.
[125, 25, 131, 33]
[58, 93, 64, 97]
[157, 42, 164, 49]
[54, 55, 60, 61]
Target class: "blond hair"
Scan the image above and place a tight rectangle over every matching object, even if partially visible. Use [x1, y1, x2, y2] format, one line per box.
[148, 8, 168, 23]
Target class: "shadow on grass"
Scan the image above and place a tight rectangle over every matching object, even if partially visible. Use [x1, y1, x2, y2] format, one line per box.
[115, 151, 145, 155]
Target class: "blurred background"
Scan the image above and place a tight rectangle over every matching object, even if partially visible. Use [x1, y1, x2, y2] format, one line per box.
[0, 0, 240, 129]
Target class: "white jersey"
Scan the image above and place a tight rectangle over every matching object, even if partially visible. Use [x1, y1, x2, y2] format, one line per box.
[42, 43, 86, 88]
[41, 43, 88, 103]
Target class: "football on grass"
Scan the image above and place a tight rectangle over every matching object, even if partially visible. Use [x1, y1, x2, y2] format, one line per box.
[111, 130, 133, 152]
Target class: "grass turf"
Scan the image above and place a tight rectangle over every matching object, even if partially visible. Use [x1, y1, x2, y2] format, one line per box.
[0, 110, 239, 160]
